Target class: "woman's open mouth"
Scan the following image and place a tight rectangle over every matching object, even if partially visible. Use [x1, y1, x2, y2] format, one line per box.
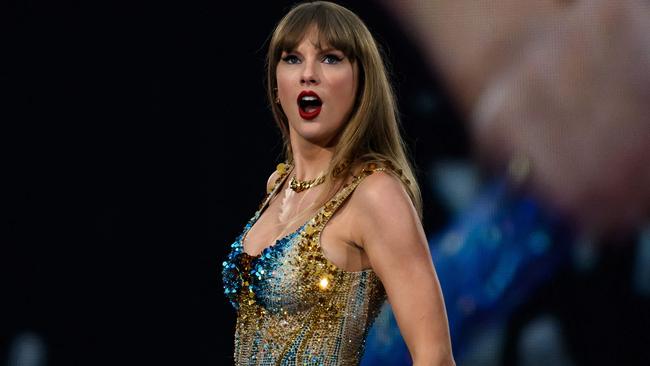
[297, 90, 322, 120]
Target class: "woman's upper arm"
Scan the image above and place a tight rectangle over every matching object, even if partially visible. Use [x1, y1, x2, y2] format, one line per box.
[353, 172, 455, 365]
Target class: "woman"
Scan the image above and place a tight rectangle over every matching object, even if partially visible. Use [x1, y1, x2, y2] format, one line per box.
[222, 2, 454, 365]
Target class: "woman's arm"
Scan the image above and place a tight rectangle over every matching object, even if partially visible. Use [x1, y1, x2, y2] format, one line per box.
[352, 172, 455, 366]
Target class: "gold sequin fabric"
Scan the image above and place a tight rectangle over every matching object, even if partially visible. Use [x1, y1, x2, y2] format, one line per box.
[222, 167, 387, 366]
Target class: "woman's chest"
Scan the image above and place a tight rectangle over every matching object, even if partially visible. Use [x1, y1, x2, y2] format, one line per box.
[223, 222, 358, 315]
[241, 202, 307, 257]
[245, 197, 369, 272]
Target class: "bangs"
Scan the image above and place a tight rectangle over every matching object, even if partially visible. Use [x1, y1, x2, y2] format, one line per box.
[272, 3, 359, 60]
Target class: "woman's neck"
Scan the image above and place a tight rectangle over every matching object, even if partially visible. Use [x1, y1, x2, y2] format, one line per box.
[290, 140, 334, 180]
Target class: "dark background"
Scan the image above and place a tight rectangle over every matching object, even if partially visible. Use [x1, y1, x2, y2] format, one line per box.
[3, 1, 465, 364]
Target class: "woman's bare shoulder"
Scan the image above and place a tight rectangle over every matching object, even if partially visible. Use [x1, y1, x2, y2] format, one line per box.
[266, 169, 280, 193]
[350, 170, 414, 217]
[345, 169, 422, 252]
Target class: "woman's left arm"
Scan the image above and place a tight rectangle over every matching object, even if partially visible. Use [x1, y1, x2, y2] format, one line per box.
[353, 172, 455, 366]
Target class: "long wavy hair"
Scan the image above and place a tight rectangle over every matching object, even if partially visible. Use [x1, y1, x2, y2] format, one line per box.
[266, 1, 422, 218]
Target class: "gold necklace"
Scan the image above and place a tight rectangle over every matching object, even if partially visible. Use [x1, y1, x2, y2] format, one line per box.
[289, 174, 326, 193]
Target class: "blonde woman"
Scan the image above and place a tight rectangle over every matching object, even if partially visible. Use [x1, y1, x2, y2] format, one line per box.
[222, 2, 454, 365]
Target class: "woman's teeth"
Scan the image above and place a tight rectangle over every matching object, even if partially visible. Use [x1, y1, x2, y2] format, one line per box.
[299, 96, 322, 111]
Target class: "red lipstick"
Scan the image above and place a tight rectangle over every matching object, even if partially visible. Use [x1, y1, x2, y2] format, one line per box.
[297, 90, 322, 120]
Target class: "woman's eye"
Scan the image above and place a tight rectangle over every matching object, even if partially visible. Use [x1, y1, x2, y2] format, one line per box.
[281, 55, 300, 64]
[322, 54, 343, 64]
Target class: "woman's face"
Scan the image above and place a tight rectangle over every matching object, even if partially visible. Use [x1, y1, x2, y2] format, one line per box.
[276, 26, 358, 147]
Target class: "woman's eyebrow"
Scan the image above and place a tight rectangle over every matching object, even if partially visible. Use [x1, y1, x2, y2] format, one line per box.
[318, 47, 346, 56]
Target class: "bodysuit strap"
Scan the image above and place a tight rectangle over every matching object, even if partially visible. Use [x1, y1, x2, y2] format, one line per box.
[293, 161, 410, 275]
[256, 162, 293, 214]
[310, 162, 394, 233]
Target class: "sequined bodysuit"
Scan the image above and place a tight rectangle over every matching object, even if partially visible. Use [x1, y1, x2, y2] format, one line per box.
[222, 166, 387, 366]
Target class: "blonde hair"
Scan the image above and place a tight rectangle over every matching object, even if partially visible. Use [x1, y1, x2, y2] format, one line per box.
[266, 1, 422, 218]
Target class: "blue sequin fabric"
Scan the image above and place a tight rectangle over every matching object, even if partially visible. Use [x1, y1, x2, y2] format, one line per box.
[222, 167, 386, 366]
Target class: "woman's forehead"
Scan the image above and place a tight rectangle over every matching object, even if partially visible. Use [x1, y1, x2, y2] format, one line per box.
[278, 36, 353, 59]
[284, 38, 336, 53]
[280, 26, 329, 49]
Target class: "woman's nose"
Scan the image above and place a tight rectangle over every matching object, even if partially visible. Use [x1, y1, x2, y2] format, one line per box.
[300, 60, 320, 85]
